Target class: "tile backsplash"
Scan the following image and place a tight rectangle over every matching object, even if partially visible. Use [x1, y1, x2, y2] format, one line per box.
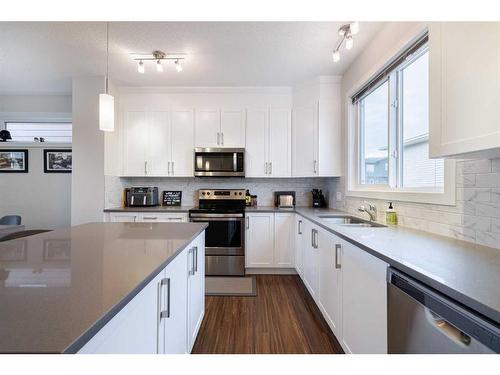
[105, 176, 332, 209]
[330, 158, 500, 250]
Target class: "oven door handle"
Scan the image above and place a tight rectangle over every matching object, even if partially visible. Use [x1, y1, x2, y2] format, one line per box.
[190, 217, 244, 222]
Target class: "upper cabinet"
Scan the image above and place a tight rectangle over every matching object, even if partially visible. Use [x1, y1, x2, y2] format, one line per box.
[429, 22, 500, 159]
[122, 109, 194, 177]
[292, 77, 342, 177]
[194, 108, 245, 148]
[245, 108, 291, 177]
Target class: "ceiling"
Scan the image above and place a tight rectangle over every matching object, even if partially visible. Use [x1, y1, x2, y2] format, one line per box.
[0, 22, 384, 94]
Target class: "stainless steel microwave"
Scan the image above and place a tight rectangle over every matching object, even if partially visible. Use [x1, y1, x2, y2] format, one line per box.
[194, 148, 245, 177]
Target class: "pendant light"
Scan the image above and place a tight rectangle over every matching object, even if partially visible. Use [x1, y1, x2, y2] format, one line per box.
[99, 22, 115, 132]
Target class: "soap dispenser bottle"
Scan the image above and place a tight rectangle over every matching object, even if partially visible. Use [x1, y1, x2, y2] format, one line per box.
[386, 202, 397, 225]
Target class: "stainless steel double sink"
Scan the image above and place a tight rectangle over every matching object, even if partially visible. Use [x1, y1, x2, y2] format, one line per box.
[317, 215, 386, 228]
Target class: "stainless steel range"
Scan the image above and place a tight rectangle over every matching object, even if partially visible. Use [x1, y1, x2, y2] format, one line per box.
[189, 189, 246, 276]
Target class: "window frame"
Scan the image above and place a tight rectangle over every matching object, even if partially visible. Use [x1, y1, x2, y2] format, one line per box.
[1, 114, 72, 144]
[346, 31, 456, 206]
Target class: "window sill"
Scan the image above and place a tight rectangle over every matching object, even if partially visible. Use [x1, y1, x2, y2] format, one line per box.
[346, 186, 455, 206]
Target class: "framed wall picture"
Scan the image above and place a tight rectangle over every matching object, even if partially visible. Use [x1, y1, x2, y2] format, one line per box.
[0, 149, 28, 173]
[44, 149, 72, 173]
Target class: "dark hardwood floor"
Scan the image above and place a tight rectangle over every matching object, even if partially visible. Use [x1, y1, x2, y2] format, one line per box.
[192, 275, 344, 354]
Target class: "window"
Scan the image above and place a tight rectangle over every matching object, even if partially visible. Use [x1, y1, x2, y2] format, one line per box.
[5, 122, 72, 143]
[347, 33, 454, 205]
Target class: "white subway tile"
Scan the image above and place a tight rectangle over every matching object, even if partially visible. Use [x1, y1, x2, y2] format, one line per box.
[492, 159, 500, 172]
[462, 159, 491, 174]
[475, 172, 500, 188]
[475, 231, 500, 250]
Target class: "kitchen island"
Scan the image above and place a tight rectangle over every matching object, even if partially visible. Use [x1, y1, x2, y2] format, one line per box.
[0, 222, 207, 354]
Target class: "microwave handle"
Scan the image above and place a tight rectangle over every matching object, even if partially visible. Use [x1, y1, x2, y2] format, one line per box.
[233, 152, 237, 172]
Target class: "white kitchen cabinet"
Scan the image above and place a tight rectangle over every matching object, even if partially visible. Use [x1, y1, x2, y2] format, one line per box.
[108, 212, 139, 222]
[220, 109, 245, 147]
[123, 111, 149, 176]
[294, 215, 304, 276]
[245, 109, 269, 177]
[292, 78, 342, 177]
[292, 104, 318, 177]
[148, 112, 171, 175]
[78, 233, 206, 354]
[317, 229, 342, 339]
[302, 221, 319, 299]
[246, 108, 291, 177]
[122, 110, 193, 177]
[187, 233, 205, 352]
[170, 109, 195, 176]
[268, 109, 292, 177]
[139, 213, 188, 223]
[429, 22, 500, 159]
[194, 109, 220, 148]
[161, 247, 188, 354]
[273, 212, 294, 267]
[245, 213, 274, 267]
[341, 239, 388, 354]
[195, 108, 245, 148]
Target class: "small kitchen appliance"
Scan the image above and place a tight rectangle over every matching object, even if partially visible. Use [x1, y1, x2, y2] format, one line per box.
[194, 148, 245, 177]
[126, 187, 159, 207]
[275, 191, 296, 208]
[311, 189, 327, 208]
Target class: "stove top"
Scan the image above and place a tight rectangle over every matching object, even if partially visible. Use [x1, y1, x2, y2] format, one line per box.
[189, 189, 247, 215]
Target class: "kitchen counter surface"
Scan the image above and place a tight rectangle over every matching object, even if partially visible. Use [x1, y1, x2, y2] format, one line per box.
[0, 222, 207, 353]
[292, 207, 500, 325]
[104, 206, 193, 213]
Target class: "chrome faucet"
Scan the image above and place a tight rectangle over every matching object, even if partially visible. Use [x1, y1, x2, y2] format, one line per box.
[358, 202, 377, 221]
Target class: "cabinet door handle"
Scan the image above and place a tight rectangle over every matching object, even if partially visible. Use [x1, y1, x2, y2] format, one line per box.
[143, 216, 158, 220]
[194, 246, 198, 273]
[313, 160, 317, 174]
[168, 161, 171, 175]
[269, 162, 272, 175]
[311, 229, 315, 248]
[189, 248, 195, 276]
[160, 278, 170, 319]
[335, 244, 341, 269]
[298, 220, 302, 235]
[145, 161, 148, 175]
[172, 161, 175, 175]
[265, 162, 268, 175]
[217, 132, 220, 145]
[246, 216, 250, 229]
[221, 132, 224, 146]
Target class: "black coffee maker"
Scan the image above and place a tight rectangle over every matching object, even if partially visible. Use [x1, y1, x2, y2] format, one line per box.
[311, 189, 327, 208]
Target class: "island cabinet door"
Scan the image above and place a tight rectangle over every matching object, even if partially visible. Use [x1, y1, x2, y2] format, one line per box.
[77, 270, 165, 354]
[187, 233, 206, 353]
[160, 248, 189, 354]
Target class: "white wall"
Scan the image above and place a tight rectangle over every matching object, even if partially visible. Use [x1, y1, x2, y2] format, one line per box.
[71, 76, 105, 225]
[0, 143, 71, 229]
[331, 22, 500, 250]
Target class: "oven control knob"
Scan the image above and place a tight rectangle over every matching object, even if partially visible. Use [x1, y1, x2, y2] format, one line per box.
[202, 192, 206, 195]
[207, 192, 211, 195]
[239, 192, 242, 195]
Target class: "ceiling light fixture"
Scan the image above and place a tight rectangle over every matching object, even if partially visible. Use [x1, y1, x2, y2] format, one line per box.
[332, 22, 359, 63]
[175, 59, 183, 72]
[99, 22, 114, 132]
[138, 60, 145, 74]
[131, 50, 186, 74]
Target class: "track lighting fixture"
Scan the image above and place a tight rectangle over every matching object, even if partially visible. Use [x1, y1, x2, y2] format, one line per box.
[131, 50, 186, 73]
[332, 22, 359, 63]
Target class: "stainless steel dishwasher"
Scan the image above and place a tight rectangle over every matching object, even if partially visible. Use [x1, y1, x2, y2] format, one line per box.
[388, 268, 500, 354]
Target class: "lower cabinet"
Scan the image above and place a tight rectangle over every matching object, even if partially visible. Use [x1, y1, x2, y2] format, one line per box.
[317, 229, 342, 339]
[294, 216, 388, 354]
[302, 220, 319, 299]
[245, 212, 294, 268]
[108, 212, 139, 222]
[340, 239, 388, 354]
[187, 233, 205, 352]
[78, 232, 205, 354]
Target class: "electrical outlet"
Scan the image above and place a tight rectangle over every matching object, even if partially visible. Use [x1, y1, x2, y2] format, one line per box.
[336, 192, 342, 201]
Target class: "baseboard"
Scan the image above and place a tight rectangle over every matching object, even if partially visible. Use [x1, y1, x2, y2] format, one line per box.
[245, 268, 298, 275]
